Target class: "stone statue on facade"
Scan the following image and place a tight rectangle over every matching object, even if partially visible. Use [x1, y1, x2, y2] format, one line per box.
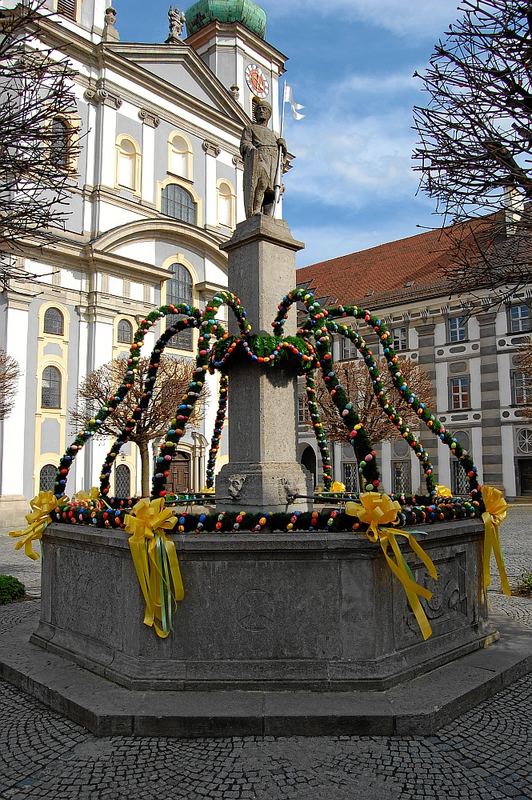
[102, 5, 119, 41]
[240, 100, 287, 218]
[165, 6, 186, 44]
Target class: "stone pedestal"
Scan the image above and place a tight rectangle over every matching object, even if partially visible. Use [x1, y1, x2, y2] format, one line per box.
[32, 520, 496, 692]
[216, 215, 312, 511]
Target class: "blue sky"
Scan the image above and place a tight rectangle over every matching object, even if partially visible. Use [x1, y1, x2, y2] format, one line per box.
[114, 0, 463, 266]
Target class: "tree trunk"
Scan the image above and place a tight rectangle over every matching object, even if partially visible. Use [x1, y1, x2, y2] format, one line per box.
[138, 441, 151, 498]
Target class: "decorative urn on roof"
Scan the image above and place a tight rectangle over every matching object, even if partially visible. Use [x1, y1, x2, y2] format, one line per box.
[185, 0, 267, 39]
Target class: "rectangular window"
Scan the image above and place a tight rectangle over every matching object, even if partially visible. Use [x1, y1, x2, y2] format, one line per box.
[512, 371, 532, 405]
[448, 316, 466, 343]
[298, 395, 310, 424]
[340, 337, 358, 360]
[342, 462, 359, 493]
[509, 304, 531, 333]
[391, 326, 408, 351]
[449, 376, 470, 410]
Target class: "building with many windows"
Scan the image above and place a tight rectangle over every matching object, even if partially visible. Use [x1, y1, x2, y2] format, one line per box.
[0, 0, 287, 522]
[296, 226, 532, 498]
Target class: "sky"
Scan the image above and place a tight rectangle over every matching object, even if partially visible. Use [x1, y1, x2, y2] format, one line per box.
[114, 0, 464, 267]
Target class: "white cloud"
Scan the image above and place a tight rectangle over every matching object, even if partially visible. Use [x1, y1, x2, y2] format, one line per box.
[265, 0, 461, 36]
[284, 108, 418, 211]
[336, 72, 419, 94]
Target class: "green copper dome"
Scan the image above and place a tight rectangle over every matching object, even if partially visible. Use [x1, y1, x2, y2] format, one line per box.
[185, 0, 266, 39]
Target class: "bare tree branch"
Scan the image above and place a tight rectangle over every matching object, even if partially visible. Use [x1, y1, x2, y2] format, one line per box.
[70, 356, 209, 496]
[0, 0, 79, 288]
[414, 0, 532, 303]
[312, 357, 433, 445]
[0, 348, 20, 419]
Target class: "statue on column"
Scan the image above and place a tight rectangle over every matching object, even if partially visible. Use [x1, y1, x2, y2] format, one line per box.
[240, 101, 287, 218]
[166, 6, 186, 43]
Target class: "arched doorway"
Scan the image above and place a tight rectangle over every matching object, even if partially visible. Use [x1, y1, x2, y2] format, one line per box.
[301, 445, 317, 488]
[168, 451, 191, 494]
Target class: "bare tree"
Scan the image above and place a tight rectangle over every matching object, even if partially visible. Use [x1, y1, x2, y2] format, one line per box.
[313, 357, 433, 446]
[0, 0, 79, 288]
[0, 348, 19, 419]
[70, 356, 208, 497]
[413, 0, 532, 301]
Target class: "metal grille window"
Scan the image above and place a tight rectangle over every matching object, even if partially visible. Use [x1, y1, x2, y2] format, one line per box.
[39, 464, 56, 492]
[451, 459, 469, 495]
[43, 307, 64, 336]
[391, 326, 408, 351]
[166, 263, 193, 350]
[342, 462, 359, 493]
[161, 184, 196, 224]
[117, 319, 133, 344]
[392, 461, 411, 494]
[448, 316, 466, 343]
[41, 366, 61, 408]
[50, 118, 69, 167]
[57, 0, 77, 20]
[509, 304, 531, 333]
[512, 371, 532, 405]
[340, 336, 358, 360]
[115, 465, 131, 498]
[449, 376, 470, 410]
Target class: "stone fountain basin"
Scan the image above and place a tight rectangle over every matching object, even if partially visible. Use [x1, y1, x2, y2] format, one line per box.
[32, 519, 495, 692]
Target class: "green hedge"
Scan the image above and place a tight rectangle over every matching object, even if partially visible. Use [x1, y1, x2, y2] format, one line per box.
[0, 575, 25, 605]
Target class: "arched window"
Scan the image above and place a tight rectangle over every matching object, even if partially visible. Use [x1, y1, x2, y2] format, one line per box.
[166, 263, 193, 350]
[116, 136, 140, 191]
[41, 366, 61, 409]
[168, 134, 192, 179]
[161, 184, 196, 224]
[39, 464, 57, 492]
[117, 319, 133, 344]
[217, 181, 235, 228]
[43, 307, 64, 336]
[115, 464, 131, 498]
[50, 118, 70, 168]
[57, 0, 77, 20]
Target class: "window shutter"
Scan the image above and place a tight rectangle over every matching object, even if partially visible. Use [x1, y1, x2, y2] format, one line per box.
[57, 0, 77, 20]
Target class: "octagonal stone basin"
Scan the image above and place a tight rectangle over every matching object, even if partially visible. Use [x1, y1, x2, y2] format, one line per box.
[31, 519, 496, 691]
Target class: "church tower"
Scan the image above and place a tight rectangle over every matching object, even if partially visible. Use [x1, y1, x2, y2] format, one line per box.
[184, 0, 286, 130]
[41, 0, 114, 40]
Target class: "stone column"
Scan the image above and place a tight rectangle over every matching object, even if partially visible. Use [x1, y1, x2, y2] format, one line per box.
[415, 321, 439, 492]
[215, 215, 313, 512]
[478, 311, 504, 489]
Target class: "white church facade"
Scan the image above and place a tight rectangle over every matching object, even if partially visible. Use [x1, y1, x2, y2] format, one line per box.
[0, 0, 287, 522]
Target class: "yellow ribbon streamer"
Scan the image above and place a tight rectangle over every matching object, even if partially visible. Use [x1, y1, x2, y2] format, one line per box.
[346, 492, 438, 640]
[124, 498, 184, 638]
[435, 484, 452, 498]
[481, 485, 511, 597]
[9, 491, 66, 561]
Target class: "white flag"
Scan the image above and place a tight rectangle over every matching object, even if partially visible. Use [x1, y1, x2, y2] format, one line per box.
[283, 83, 305, 120]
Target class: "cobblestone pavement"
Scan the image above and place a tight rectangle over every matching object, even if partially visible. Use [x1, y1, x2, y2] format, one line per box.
[0, 506, 531, 800]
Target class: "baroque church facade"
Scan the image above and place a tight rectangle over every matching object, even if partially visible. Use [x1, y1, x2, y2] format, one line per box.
[0, 0, 287, 522]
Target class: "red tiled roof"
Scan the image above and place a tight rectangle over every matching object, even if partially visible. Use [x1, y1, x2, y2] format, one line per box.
[296, 224, 472, 308]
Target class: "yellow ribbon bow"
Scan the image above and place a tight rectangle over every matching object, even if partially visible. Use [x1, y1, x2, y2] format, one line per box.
[124, 497, 184, 639]
[346, 492, 438, 640]
[481, 485, 511, 596]
[9, 491, 66, 560]
[435, 484, 452, 498]
[74, 487, 101, 504]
